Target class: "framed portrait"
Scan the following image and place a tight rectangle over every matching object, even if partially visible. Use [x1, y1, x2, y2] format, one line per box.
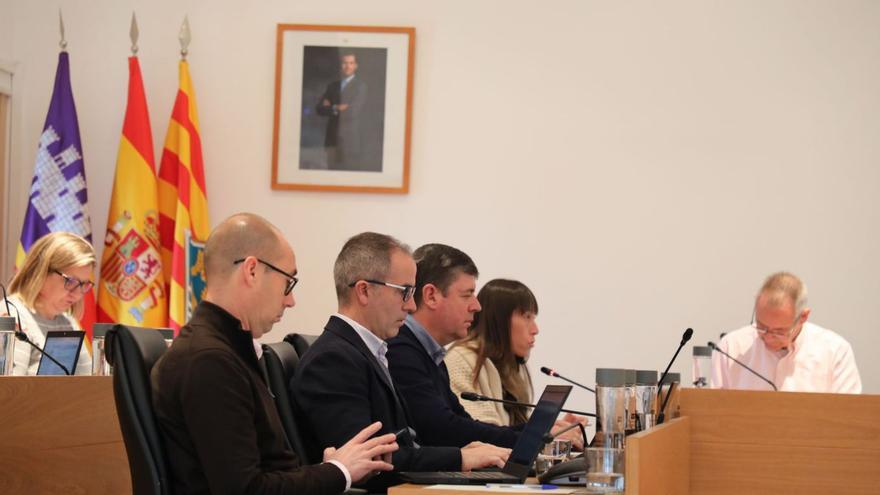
[272, 24, 415, 193]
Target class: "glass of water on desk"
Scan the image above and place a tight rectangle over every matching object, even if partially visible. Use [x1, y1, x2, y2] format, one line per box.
[534, 439, 572, 477]
[584, 447, 625, 493]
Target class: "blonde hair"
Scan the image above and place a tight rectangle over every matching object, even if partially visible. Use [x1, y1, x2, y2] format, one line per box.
[758, 271, 808, 315]
[8, 232, 96, 316]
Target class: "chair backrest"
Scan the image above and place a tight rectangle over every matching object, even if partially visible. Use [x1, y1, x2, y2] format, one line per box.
[284, 333, 319, 358]
[261, 341, 313, 462]
[106, 324, 173, 495]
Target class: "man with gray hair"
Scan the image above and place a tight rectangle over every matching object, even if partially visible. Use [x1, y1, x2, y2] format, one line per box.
[152, 214, 398, 495]
[711, 271, 862, 393]
[292, 233, 510, 490]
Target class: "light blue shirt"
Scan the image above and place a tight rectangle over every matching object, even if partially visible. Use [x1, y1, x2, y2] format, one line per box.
[405, 314, 446, 366]
[340, 74, 355, 92]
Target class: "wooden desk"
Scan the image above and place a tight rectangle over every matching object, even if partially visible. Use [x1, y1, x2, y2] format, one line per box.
[0, 376, 131, 494]
[392, 389, 880, 495]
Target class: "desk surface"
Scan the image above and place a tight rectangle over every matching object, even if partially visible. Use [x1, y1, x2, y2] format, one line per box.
[0, 376, 131, 495]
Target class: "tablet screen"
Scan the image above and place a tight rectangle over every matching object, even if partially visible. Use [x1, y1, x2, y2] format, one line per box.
[37, 331, 84, 375]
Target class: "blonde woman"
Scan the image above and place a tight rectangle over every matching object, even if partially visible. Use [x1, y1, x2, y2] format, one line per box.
[1, 232, 95, 375]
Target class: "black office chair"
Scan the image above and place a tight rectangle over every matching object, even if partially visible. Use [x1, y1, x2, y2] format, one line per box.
[106, 324, 173, 495]
[284, 333, 319, 358]
[261, 341, 313, 462]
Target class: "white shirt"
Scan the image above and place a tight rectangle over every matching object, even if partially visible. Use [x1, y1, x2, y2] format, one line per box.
[334, 312, 391, 372]
[711, 322, 862, 394]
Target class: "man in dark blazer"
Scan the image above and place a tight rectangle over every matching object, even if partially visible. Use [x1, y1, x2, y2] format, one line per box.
[386, 244, 522, 449]
[291, 233, 510, 490]
[316, 52, 368, 171]
[151, 213, 398, 495]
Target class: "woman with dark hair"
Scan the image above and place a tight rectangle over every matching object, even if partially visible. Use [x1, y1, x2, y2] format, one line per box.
[445, 279, 539, 426]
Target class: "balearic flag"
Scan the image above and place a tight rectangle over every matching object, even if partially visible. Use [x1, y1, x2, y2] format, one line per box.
[97, 56, 167, 326]
[158, 60, 210, 332]
[16, 50, 97, 340]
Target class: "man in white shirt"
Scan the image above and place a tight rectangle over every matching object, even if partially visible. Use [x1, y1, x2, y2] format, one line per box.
[711, 271, 861, 393]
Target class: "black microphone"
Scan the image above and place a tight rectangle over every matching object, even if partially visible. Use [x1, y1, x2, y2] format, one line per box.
[542, 420, 588, 448]
[460, 391, 596, 418]
[1, 283, 72, 376]
[654, 328, 693, 425]
[656, 328, 693, 401]
[708, 341, 777, 391]
[540, 366, 596, 394]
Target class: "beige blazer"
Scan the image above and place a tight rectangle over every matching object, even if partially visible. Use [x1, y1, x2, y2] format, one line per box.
[445, 342, 531, 426]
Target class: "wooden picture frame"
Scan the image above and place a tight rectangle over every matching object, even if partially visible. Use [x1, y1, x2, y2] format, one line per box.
[271, 24, 415, 194]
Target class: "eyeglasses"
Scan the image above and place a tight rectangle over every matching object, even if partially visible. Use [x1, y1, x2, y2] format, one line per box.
[349, 279, 416, 302]
[234, 258, 299, 295]
[51, 270, 95, 294]
[750, 309, 802, 338]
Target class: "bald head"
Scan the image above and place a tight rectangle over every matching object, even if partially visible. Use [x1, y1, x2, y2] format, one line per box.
[205, 213, 287, 286]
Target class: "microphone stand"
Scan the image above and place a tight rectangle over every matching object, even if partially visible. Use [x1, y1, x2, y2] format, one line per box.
[540, 367, 596, 394]
[708, 341, 777, 391]
[461, 392, 596, 417]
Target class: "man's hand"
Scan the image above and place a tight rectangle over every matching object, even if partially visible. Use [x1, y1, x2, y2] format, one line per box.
[336, 103, 349, 112]
[322, 99, 331, 107]
[323, 422, 398, 483]
[459, 441, 510, 471]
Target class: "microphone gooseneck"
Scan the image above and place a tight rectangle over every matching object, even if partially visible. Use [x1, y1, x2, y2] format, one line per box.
[459, 391, 596, 418]
[708, 341, 777, 391]
[540, 366, 596, 394]
[655, 328, 693, 425]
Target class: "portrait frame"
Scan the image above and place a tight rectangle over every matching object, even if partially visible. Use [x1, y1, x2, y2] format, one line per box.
[272, 24, 415, 194]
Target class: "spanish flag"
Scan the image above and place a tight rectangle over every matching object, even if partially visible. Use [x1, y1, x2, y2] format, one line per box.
[97, 56, 167, 327]
[158, 60, 210, 332]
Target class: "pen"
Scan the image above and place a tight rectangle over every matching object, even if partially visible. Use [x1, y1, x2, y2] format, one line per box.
[485, 484, 558, 490]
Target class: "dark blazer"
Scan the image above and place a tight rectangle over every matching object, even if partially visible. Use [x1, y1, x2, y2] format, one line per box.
[387, 324, 521, 449]
[290, 316, 461, 481]
[315, 77, 367, 169]
[151, 301, 345, 495]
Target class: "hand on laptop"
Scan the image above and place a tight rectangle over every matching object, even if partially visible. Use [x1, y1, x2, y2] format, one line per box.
[460, 441, 511, 471]
[323, 421, 399, 483]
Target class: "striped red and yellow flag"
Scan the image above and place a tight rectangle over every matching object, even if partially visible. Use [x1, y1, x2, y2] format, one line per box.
[97, 56, 167, 327]
[158, 60, 210, 332]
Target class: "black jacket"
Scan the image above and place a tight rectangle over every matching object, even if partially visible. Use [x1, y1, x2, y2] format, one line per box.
[151, 301, 346, 495]
[386, 323, 521, 448]
[290, 316, 461, 485]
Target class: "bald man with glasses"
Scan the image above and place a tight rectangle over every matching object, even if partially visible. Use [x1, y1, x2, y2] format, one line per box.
[711, 272, 862, 394]
[151, 215, 399, 495]
[291, 232, 510, 491]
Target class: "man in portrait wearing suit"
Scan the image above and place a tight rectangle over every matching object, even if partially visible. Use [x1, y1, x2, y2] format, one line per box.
[316, 52, 368, 171]
[291, 232, 510, 491]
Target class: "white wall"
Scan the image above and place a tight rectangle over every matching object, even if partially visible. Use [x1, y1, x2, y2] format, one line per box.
[3, 1, 878, 408]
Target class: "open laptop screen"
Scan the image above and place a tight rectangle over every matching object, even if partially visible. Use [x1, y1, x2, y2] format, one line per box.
[503, 384, 572, 478]
[36, 331, 85, 375]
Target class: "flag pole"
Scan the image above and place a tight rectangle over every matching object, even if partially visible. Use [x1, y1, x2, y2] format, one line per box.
[130, 12, 139, 55]
[58, 9, 67, 51]
[179, 16, 191, 61]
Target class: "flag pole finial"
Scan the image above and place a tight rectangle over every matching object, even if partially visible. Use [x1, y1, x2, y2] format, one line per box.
[129, 12, 139, 55]
[179, 15, 191, 60]
[58, 9, 67, 51]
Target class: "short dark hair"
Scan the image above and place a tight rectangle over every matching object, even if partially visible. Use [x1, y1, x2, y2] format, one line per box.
[412, 243, 478, 306]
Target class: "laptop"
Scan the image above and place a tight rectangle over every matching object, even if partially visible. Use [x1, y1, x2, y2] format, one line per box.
[36, 330, 85, 375]
[400, 384, 573, 485]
